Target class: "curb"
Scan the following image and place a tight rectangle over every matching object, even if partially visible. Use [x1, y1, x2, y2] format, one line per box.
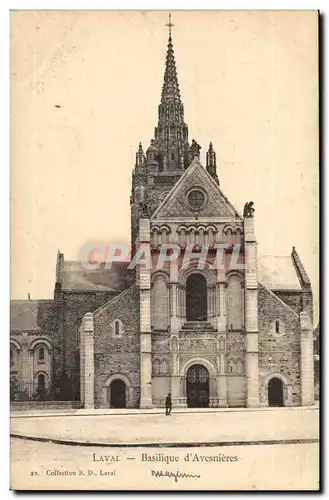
[10, 405, 319, 419]
[10, 433, 319, 449]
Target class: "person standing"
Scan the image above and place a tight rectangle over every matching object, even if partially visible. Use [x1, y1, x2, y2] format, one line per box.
[165, 392, 172, 416]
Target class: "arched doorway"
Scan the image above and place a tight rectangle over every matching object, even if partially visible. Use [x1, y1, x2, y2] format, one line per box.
[109, 379, 126, 408]
[268, 377, 284, 407]
[186, 364, 209, 408]
[186, 274, 207, 321]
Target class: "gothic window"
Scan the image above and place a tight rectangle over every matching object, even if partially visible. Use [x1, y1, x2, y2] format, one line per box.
[10, 347, 13, 367]
[275, 320, 280, 334]
[171, 152, 175, 161]
[187, 190, 205, 210]
[114, 320, 120, 336]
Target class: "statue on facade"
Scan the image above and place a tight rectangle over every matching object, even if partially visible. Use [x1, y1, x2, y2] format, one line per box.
[190, 139, 201, 158]
[243, 201, 255, 218]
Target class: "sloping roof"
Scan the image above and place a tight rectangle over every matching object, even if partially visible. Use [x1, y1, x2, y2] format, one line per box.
[258, 255, 302, 290]
[10, 300, 55, 332]
[62, 261, 134, 292]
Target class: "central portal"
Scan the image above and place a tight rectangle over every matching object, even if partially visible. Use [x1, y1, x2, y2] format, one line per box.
[186, 274, 207, 321]
[186, 364, 210, 408]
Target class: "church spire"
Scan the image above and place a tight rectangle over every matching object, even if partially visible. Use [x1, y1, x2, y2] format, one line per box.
[153, 14, 190, 172]
[161, 14, 181, 104]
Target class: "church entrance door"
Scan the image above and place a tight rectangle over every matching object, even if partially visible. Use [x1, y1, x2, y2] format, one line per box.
[186, 274, 207, 321]
[109, 379, 126, 408]
[268, 378, 284, 407]
[186, 364, 209, 408]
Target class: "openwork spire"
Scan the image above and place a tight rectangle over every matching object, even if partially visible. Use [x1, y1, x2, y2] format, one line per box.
[161, 14, 181, 104]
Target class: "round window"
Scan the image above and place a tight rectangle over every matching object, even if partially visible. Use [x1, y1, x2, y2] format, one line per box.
[187, 189, 205, 210]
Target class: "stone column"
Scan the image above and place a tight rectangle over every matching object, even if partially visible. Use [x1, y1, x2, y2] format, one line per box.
[300, 311, 314, 406]
[217, 336, 228, 407]
[216, 269, 226, 332]
[139, 217, 153, 408]
[20, 335, 31, 397]
[170, 259, 181, 332]
[170, 336, 185, 407]
[244, 216, 260, 407]
[80, 312, 95, 409]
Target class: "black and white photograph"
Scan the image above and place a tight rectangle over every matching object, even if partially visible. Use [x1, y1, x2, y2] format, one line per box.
[9, 10, 319, 491]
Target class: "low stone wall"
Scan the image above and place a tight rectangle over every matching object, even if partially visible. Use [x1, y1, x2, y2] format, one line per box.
[10, 401, 82, 411]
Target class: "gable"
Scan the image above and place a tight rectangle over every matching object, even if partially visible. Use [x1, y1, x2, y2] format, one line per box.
[152, 158, 241, 219]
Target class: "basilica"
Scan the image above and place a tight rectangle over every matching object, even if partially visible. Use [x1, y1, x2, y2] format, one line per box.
[10, 21, 315, 409]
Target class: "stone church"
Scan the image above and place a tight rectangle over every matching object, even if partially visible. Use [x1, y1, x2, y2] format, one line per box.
[10, 24, 315, 410]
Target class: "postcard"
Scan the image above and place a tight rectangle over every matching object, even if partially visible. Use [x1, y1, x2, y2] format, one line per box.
[10, 10, 319, 491]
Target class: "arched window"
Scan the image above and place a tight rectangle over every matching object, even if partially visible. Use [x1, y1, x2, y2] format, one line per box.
[275, 320, 280, 334]
[38, 347, 45, 362]
[112, 319, 123, 338]
[10, 344, 19, 370]
[38, 374, 45, 389]
[152, 274, 169, 330]
[227, 275, 244, 331]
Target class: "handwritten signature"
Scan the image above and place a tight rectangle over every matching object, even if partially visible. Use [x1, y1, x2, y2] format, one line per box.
[151, 469, 201, 483]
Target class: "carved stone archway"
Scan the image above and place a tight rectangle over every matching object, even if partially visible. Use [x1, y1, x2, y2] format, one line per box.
[103, 373, 133, 408]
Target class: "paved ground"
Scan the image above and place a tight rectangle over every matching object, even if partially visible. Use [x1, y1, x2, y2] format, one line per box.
[10, 439, 319, 490]
[10, 406, 319, 446]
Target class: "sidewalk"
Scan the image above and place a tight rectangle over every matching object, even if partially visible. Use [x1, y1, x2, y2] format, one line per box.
[10, 405, 319, 447]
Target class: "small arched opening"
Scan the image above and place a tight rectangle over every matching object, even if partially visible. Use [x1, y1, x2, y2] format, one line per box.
[109, 379, 127, 409]
[268, 377, 284, 407]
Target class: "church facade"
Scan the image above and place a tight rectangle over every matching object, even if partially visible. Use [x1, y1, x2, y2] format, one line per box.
[10, 26, 315, 409]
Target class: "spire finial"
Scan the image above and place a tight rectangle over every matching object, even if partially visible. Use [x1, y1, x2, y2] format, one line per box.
[165, 13, 175, 39]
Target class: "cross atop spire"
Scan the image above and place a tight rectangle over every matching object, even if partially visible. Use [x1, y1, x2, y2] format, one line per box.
[161, 14, 181, 104]
[165, 13, 175, 39]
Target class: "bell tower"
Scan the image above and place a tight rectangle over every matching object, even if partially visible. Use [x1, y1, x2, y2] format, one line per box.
[130, 14, 197, 251]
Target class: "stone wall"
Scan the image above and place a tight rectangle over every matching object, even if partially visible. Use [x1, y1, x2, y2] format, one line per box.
[10, 332, 53, 400]
[93, 285, 140, 408]
[54, 290, 117, 399]
[258, 284, 301, 406]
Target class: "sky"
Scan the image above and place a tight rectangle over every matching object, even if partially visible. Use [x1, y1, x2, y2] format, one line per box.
[11, 10, 319, 323]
